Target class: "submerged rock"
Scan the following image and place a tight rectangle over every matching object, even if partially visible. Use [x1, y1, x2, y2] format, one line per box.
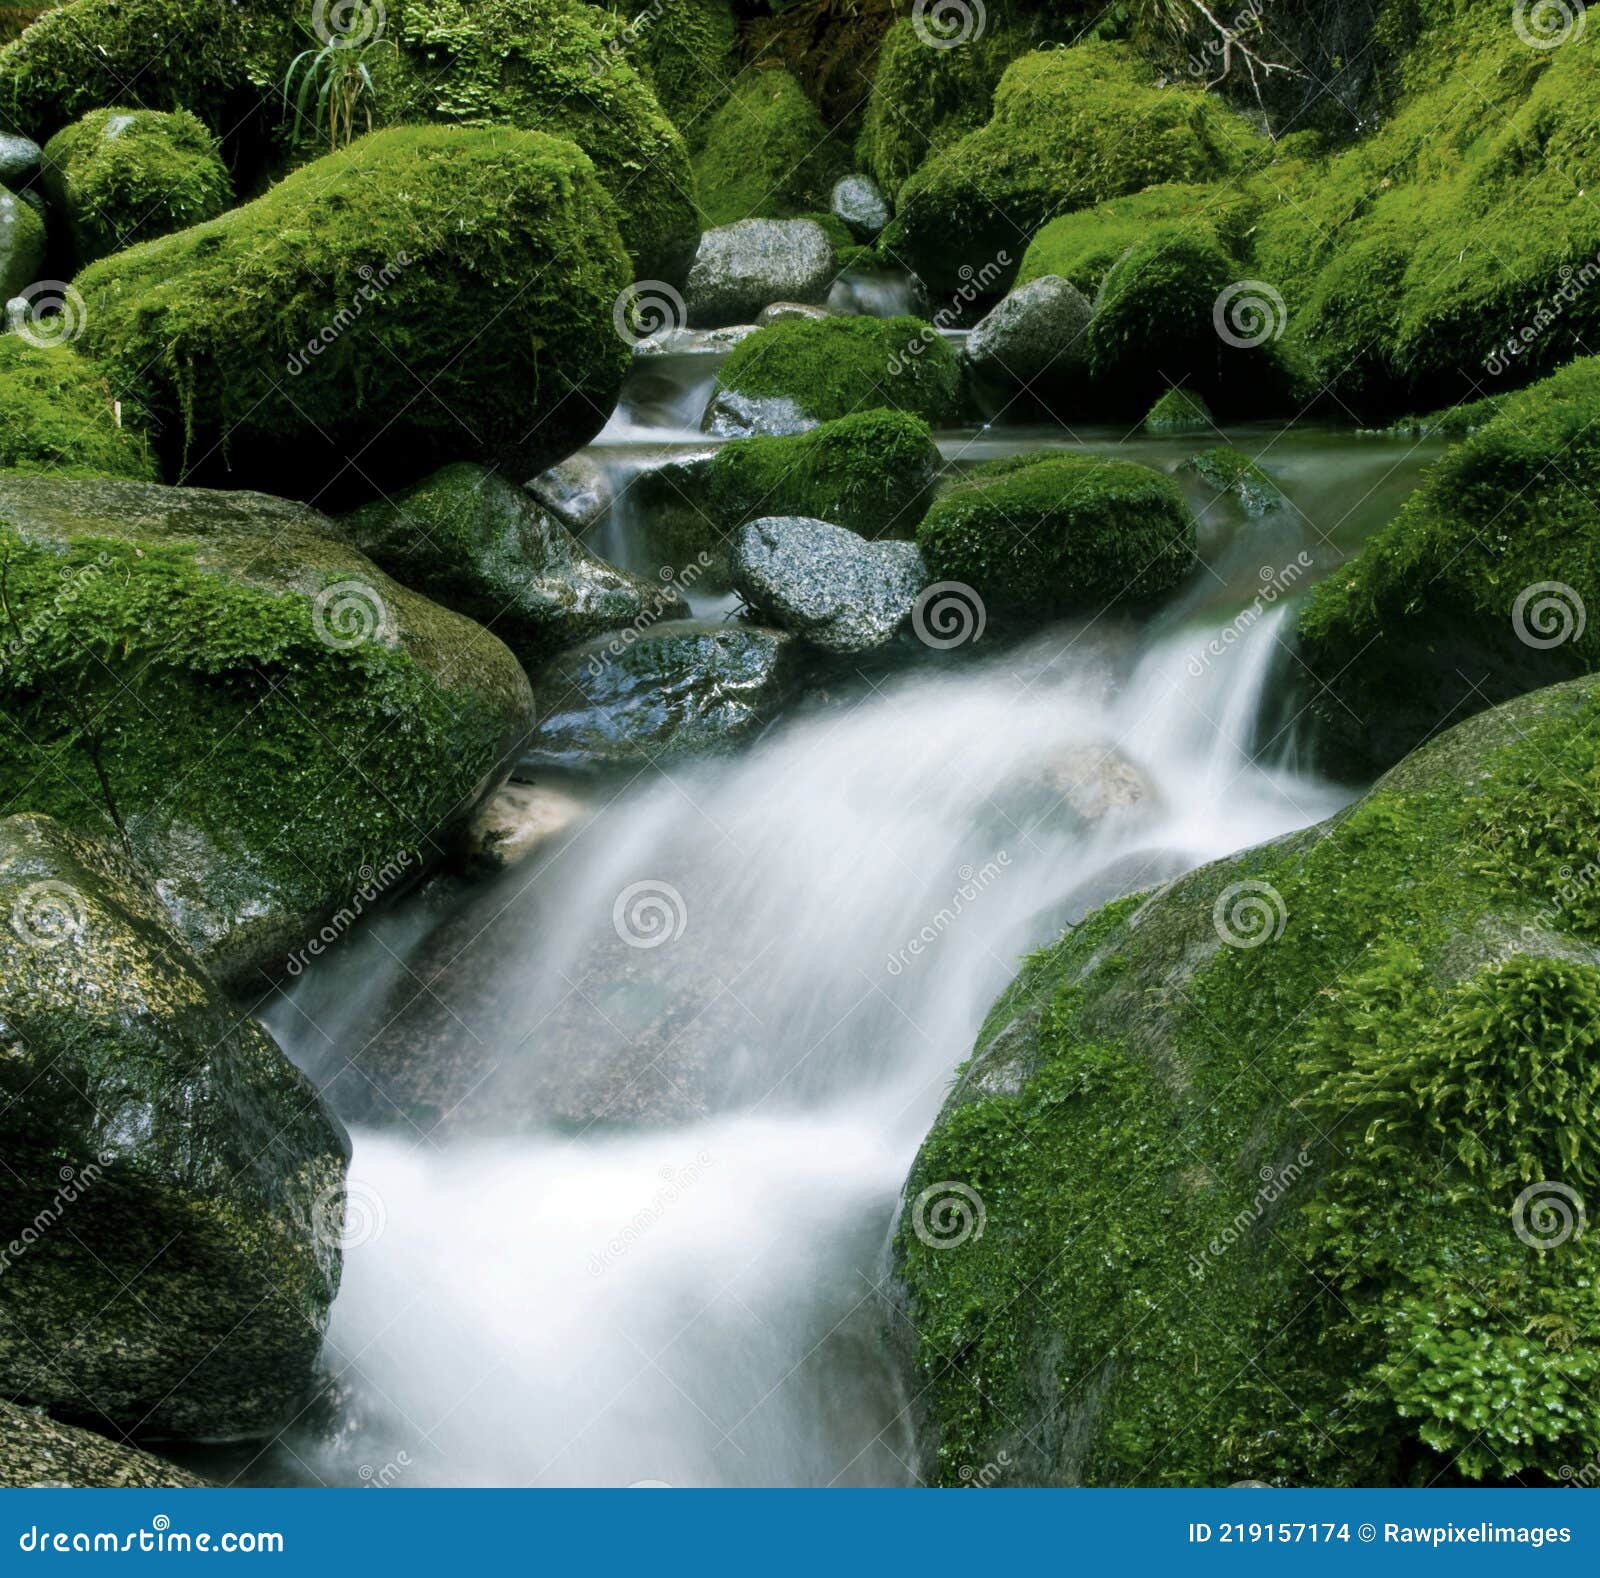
[0, 814, 350, 1441]
[0, 1404, 206, 1488]
[1181, 447, 1288, 516]
[757, 301, 836, 326]
[895, 674, 1600, 1486]
[459, 781, 590, 874]
[0, 474, 534, 990]
[336, 463, 685, 669]
[731, 516, 927, 655]
[831, 174, 890, 240]
[686, 218, 838, 328]
[522, 620, 802, 771]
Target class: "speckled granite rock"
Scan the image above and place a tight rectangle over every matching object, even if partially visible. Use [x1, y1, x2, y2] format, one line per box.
[686, 219, 837, 328]
[0, 1404, 206, 1488]
[831, 174, 890, 241]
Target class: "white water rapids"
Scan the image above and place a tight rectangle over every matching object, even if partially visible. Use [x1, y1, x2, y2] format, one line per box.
[247, 330, 1443, 1488]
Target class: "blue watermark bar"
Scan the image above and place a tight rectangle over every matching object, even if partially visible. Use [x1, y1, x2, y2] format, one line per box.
[0, 1491, 1592, 1572]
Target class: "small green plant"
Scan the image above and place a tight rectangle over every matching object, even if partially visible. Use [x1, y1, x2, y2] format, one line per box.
[282, 16, 395, 155]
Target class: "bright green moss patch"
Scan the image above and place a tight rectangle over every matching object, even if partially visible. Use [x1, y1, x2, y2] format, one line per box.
[1142, 387, 1215, 435]
[0, 336, 154, 479]
[915, 452, 1195, 618]
[77, 124, 632, 500]
[708, 410, 941, 539]
[1181, 446, 1285, 515]
[898, 674, 1600, 1485]
[632, 0, 736, 146]
[1297, 355, 1600, 774]
[713, 315, 963, 427]
[42, 107, 231, 266]
[692, 66, 847, 228]
[894, 41, 1266, 293]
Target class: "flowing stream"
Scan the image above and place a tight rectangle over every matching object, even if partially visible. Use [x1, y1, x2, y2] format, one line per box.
[230, 301, 1445, 1488]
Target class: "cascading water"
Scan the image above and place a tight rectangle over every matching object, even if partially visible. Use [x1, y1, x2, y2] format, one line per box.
[239, 298, 1446, 1489]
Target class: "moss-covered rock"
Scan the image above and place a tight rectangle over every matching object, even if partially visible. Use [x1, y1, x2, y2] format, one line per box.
[41, 106, 231, 267]
[392, 0, 700, 285]
[1296, 356, 1600, 776]
[1142, 387, 1215, 436]
[915, 453, 1195, 619]
[0, 179, 44, 297]
[0, 0, 292, 145]
[631, 0, 737, 146]
[1181, 446, 1286, 516]
[896, 673, 1600, 1485]
[77, 125, 631, 499]
[335, 462, 687, 668]
[894, 42, 1265, 295]
[692, 65, 848, 228]
[0, 812, 350, 1440]
[0, 1402, 206, 1487]
[705, 314, 962, 435]
[0, 474, 534, 989]
[707, 409, 941, 540]
[0, 335, 154, 478]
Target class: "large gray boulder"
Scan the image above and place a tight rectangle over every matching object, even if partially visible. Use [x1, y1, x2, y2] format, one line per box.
[731, 516, 927, 654]
[522, 620, 802, 771]
[686, 219, 837, 328]
[0, 474, 535, 990]
[336, 462, 685, 669]
[831, 174, 890, 241]
[1, 1403, 205, 1488]
[964, 274, 1093, 400]
[0, 815, 350, 1442]
[701, 389, 816, 439]
[0, 134, 42, 191]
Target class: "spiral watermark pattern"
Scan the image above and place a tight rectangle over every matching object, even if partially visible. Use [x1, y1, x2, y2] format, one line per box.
[1514, 0, 1586, 49]
[612, 880, 688, 949]
[313, 1177, 388, 1253]
[613, 281, 687, 347]
[312, 579, 390, 650]
[312, 0, 387, 46]
[1512, 1181, 1586, 1249]
[911, 1181, 986, 1249]
[9, 280, 88, 349]
[1212, 879, 1288, 949]
[10, 880, 88, 949]
[1213, 280, 1288, 348]
[912, 0, 987, 49]
[911, 582, 987, 650]
[1512, 580, 1586, 648]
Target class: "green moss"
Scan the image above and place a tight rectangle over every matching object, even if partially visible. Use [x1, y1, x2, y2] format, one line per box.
[0, 336, 154, 479]
[713, 314, 963, 427]
[77, 124, 631, 500]
[629, 0, 736, 147]
[1297, 355, 1600, 774]
[392, 0, 700, 283]
[0, 474, 533, 987]
[898, 674, 1600, 1485]
[692, 65, 847, 228]
[894, 41, 1266, 293]
[708, 410, 941, 539]
[915, 452, 1194, 617]
[0, 0, 292, 141]
[42, 107, 231, 266]
[1385, 391, 1506, 440]
[1142, 387, 1215, 435]
[0, 181, 45, 298]
[1181, 446, 1285, 515]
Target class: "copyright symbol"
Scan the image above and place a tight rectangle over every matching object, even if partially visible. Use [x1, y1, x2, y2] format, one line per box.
[1358, 1524, 1377, 1543]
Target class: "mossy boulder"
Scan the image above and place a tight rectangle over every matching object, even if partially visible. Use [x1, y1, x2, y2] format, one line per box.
[1182, 446, 1286, 516]
[1142, 387, 1215, 436]
[1296, 356, 1600, 776]
[0, 474, 535, 989]
[0, 179, 44, 297]
[0, 0, 293, 146]
[392, 0, 700, 285]
[0, 336, 154, 478]
[41, 106, 231, 267]
[894, 42, 1265, 295]
[631, 0, 737, 146]
[76, 125, 631, 499]
[896, 673, 1600, 1485]
[335, 462, 687, 669]
[1, 1402, 205, 1487]
[705, 315, 962, 436]
[0, 813, 350, 1440]
[916, 453, 1194, 620]
[692, 65, 848, 229]
[707, 410, 941, 540]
